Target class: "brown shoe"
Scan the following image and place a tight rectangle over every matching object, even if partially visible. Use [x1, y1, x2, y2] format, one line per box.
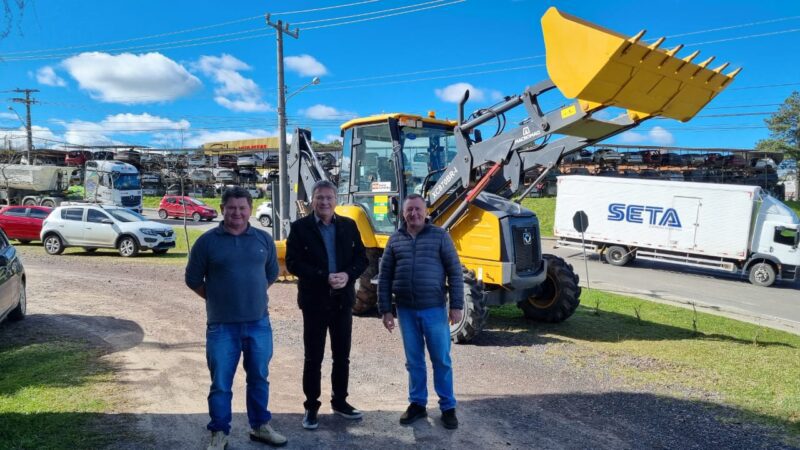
[250, 423, 287, 447]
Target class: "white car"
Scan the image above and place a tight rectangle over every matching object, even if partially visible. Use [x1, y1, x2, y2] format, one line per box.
[255, 201, 273, 227]
[41, 204, 175, 257]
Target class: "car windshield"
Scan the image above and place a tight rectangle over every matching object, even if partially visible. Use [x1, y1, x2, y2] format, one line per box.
[113, 174, 141, 190]
[107, 208, 146, 222]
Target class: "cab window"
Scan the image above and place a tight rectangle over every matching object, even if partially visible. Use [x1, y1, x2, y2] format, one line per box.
[774, 227, 798, 247]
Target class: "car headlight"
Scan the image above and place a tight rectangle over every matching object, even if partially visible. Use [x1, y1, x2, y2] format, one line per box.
[141, 228, 160, 236]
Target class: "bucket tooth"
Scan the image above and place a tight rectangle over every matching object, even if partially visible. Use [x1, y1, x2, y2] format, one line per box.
[682, 50, 700, 63]
[697, 56, 715, 69]
[648, 37, 666, 50]
[712, 62, 730, 73]
[666, 44, 683, 57]
[622, 29, 646, 54]
[727, 67, 742, 78]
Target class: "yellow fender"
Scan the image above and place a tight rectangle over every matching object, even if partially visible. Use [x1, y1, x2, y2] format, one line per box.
[541, 7, 740, 122]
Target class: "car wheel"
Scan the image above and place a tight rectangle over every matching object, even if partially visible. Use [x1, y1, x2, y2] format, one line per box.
[153, 249, 168, 255]
[259, 215, 272, 227]
[192, 212, 201, 222]
[43, 234, 65, 255]
[8, 282, 26, 321]
[118, 236, 139, 257]
[158, 209, 168, 219]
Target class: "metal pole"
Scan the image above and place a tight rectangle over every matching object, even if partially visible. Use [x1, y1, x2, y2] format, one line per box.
[276, 21, 288, 239]
[24, 93, 33, 165]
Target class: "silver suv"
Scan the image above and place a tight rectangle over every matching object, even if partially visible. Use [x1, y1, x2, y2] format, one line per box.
[41, 204, 175, 257]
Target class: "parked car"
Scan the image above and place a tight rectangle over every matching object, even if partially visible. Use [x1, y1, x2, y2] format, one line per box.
[704, 153, 725, 167]
[91, 150, 115, 161]
[0, 206, 52, 243]
[592, 148, 622, 164]
[217, 154, 238, 168]
[621, 169, 639, 178]
[237, 154, 264, 168]
[65, 150, 91, 166]
[752, 158, 777, 170]
[639, 150, 661, 165]
[638, 168, 663, 179]
[723, 154, 748, 168]
[562, 149, 593, 163]
[597, 167, 620, 177]
[158, 195, 218, 222]
[255, 201, 273, 227]
[568, 167, 592, 175]
[620, 152, 643, 164]
[680, 154, 706, 166]
[660, 153, 683, 166]
[0, 229, 26, 324]
[41, 204, 175, 256]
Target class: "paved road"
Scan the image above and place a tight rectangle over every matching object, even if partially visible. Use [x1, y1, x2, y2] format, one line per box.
[546, 240, 800, 334]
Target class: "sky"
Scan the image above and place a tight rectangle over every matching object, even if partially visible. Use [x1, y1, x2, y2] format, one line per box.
[0, 0, 798, 152]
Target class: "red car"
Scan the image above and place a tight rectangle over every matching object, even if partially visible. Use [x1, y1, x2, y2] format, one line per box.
[65, 150, 91, 166]
[0, 205, 53, 243]
[158, 195, 218, 222]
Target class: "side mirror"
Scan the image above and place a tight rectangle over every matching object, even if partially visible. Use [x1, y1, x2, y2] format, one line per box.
[101, 218, 114, 225]
[390, 196, 399, 216]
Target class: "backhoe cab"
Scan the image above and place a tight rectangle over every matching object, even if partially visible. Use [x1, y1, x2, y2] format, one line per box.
[277, 7, 739, 343]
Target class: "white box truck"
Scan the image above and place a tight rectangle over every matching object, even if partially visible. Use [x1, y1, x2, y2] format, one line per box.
[554, 176, 800, 286]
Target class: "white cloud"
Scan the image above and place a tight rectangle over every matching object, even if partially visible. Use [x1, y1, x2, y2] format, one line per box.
[59, 113, 190, 147]
[619, 127, 675, 145]
[0, 112, 19, 121]
[435, 82, 500, 103]
[284, 54, 328, 77]
[300, 104, 356, 120]
[62, 52, 202, 104]
[36, 66, 67, 87]
[195, 54, 270, 112]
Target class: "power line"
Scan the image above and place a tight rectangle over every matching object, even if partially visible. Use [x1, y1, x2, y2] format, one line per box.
[294, 0, 447, 25]
[304, 0, 465, 30]
[684, 27, 800, 47]
[666, 15, 800, 39]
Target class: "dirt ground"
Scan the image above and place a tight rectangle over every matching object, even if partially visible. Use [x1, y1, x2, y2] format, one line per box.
[6, 246, 797, 449]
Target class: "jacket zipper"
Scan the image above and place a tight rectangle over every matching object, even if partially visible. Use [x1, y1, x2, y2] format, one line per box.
[410, 233, 416, 307]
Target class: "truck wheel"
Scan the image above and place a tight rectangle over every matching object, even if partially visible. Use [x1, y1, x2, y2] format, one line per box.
[192, 212, 201, 222]
[8, 282, 26, 321]
[43, 234, 65, 255]
[118, 236, 139, 257]
[22, 199, 36, 206]
[259, 215, 272, 227]
[353, 249, 381, 316]
[517, 254, 581, 323]
[158, 209, 168, 219]
[748, 262, 776, 287]
[450, 268, 488, 344]
[41, 199, 56, 208]
[604, 245, 631, 266]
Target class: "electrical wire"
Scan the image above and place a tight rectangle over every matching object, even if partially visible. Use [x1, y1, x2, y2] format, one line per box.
[304, 0, 465, 30]
[293, 0, 446, 25]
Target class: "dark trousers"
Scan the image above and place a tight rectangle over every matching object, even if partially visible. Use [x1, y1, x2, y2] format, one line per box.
[302, 304, 353, 410]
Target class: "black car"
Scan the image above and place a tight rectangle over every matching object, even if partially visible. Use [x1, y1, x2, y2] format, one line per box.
[0, 229, 26, 325]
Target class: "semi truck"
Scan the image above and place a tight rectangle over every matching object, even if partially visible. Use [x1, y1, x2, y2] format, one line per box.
[554, 176, 800, 286]
[83, 160, 144, 213]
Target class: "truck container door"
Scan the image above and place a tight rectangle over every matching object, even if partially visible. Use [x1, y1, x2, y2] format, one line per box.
[668, 196, 700, 250]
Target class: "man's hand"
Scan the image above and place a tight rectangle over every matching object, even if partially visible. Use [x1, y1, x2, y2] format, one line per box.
[328, 272, 349, 289]
[449, 309, 463, 325]
[382, 312, 396, 333]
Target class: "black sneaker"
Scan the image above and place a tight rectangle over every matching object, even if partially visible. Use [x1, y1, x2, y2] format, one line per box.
[399, 403, 427, 425]
[302, 407, 319, 430]
[441, 408, 458, 429]
[332, 401, 363, 420]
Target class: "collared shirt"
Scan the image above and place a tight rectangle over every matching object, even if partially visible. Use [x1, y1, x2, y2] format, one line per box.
[315, 213, 337, 273]
[185, 221, 279, 324]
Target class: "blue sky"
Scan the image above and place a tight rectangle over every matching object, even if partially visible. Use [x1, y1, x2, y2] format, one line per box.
[0, 0, 798, 151]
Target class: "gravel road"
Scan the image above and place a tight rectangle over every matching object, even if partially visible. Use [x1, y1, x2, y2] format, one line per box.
[6, 245, 796, 449]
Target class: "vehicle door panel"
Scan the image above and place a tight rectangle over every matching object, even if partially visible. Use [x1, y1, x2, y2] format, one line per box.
[0, 235, 15, 316]
[84, 209, 119, 247]
[59, 208, 86, 245]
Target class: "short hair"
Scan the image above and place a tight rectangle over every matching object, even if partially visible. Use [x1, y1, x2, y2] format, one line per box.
[221, 186, 253, 208]
[311, 179, 337, 196]
[404, 193, 425, 205]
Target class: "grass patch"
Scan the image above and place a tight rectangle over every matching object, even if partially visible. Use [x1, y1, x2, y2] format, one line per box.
[0, 340, 121, 448]
[491, 289, 800, 436]
[521, 197, 556, 237]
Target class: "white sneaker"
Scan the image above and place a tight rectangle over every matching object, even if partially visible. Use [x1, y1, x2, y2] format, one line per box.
[250, 422, 288, 447]
[207, 431, 228, 450]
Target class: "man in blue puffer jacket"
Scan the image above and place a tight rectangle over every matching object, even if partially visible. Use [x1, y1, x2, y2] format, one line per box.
[378, 193, 463, 430]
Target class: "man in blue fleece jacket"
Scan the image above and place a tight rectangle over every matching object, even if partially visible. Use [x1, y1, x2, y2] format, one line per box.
[378, 193, 463, 430]
[185, 187, 285, 449]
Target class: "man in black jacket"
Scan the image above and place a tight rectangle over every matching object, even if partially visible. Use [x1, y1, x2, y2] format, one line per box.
[285, 180, 368, 430]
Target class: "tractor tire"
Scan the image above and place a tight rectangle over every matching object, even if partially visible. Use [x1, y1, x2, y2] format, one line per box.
[604, 245, 631, 266]
[450, 268, 488, 344]
[748, 262, 776, 287]
[517, 254, 581, 323]
[352, 248, 381, 316]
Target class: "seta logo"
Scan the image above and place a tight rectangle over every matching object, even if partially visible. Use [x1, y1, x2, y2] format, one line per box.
[607, 203, 682, 228]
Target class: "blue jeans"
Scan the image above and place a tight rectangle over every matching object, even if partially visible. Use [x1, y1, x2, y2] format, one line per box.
[206, 316, 273, 434]
[397, 305, 456, 411]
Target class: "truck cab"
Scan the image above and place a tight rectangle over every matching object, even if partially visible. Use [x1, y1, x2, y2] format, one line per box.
[84, 161, 143, 213]
[749, 192, 800, 285]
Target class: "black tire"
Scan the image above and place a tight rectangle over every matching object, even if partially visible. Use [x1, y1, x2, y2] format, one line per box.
[450, 268, 488, 344]
[517, 254, 581, 323]
[192, 212, 201, 222]
[353, 249, 381, 316]
[117, 236, 139, 257]
[259, 215, 272, 227]
[22, 198, 37, 206]
[41, 199, 56, 208]
[43, 234, 65, 255]
[8, 282, 26, 321]
[604, 245, 631, 266]
[158, 209, 168, 219]
[748, 262, 776, 287]
[153, 249, 169, 255]
[83, 247, 97, 253]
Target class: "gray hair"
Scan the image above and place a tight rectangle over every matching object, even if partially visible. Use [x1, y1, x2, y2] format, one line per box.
[221, 186, 253, 208]
[312, 179, 337, 196]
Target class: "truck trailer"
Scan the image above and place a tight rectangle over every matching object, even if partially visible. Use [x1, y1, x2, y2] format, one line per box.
[554, 176, 800, 286]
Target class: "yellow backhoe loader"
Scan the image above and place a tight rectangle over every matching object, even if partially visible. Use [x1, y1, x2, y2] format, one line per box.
[275, 7, 739, 343]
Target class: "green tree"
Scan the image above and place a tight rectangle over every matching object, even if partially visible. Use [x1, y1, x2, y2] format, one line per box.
[755, 91, 799, 198]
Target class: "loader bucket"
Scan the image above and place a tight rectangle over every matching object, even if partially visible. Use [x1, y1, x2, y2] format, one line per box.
[541, 7, 740, 122]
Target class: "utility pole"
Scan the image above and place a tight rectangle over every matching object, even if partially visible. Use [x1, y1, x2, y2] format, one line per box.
[266, 14, 298, 240]
[11, 88, 38, 165]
